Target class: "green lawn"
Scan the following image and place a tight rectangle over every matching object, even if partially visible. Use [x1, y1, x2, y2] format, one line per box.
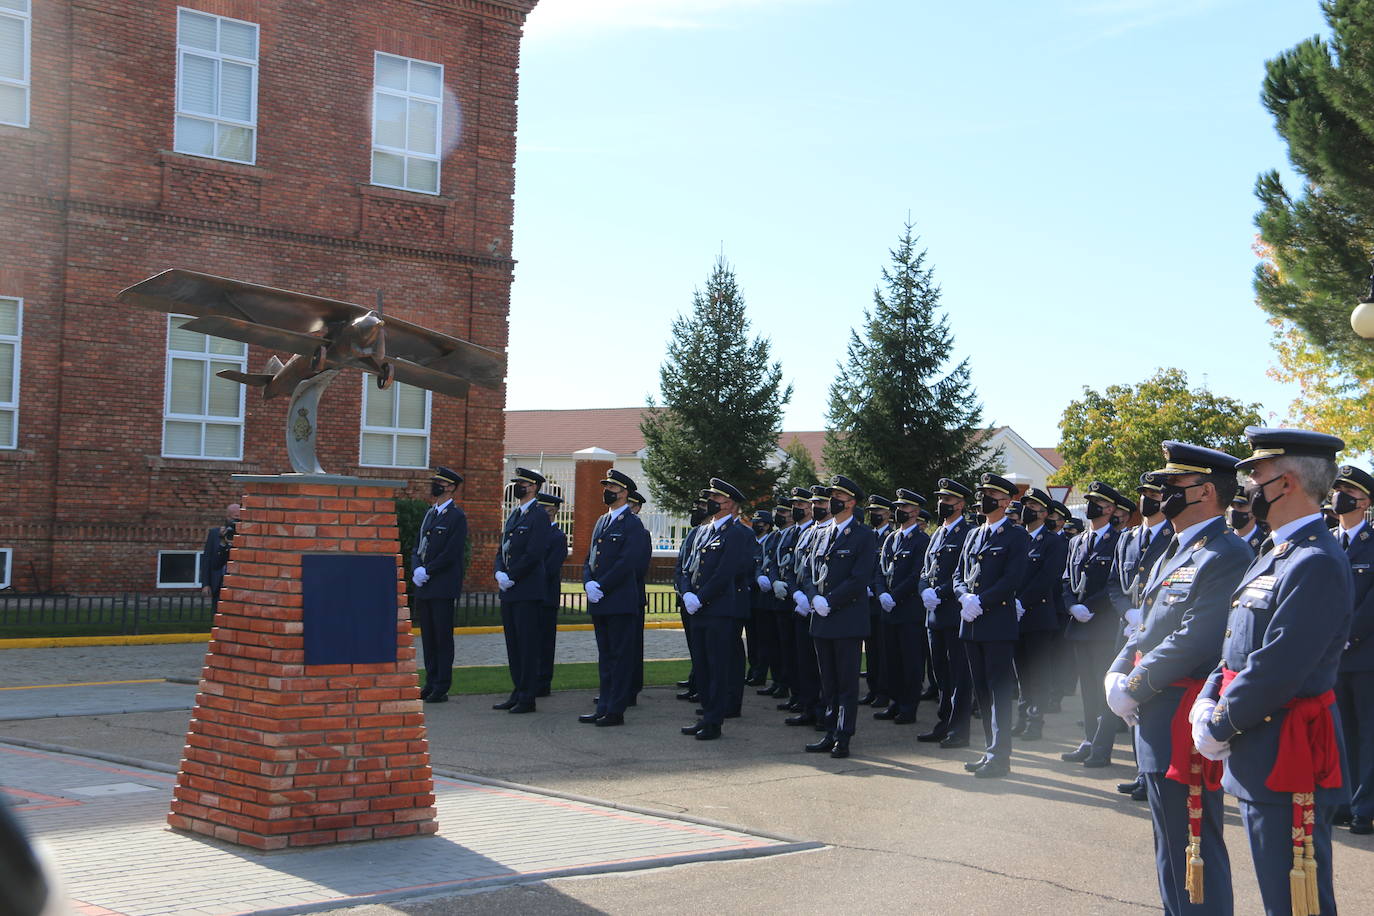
[424, 658, 691, 695]
[559, 582, 674, 593]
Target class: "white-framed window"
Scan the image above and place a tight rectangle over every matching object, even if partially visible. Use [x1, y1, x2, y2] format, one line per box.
[0, 295, 19, 449]
[371, 51, 443, 194]
[0, 548, 10, 589]
[157, 550, 202, 588]
[0, 0, 29, 128]
[360, 377, 430, 468]
[163, 315, 247, 460]
[174, 7, 258, 164]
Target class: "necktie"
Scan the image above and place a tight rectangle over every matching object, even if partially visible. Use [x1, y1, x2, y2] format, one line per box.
[1259, 536, 1275, 556]
[1342, 531, 1351, 550]
[416, 506, 436, 559]
[1163, 537, 1180, 562]
[1140, 527, 1152, 554]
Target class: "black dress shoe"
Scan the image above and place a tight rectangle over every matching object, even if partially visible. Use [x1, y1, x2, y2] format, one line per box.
[1130, 784, 1148, 802]
[1334, 810, 1353, 827]
[857, 692, 877, 706]
[916, 730, 947, 743]
[920, 687, 939, 701]
[758, 685, 779, 696]
[938, 735, 969, 749]
[830, 739, 850, 759]
[535, 689, 552, 698]
[1020, 721, 1043, 741]
[784, 713, 816, 726]
[893, 712, 917, 725]
[873, 706, 899, 720]
[1010, 720, 1027, 737]
[974, 758, 1010, 778]
[594, 713, 624, 727]
[1351, 816, 1373, 835]
[681, 722, 704, 735]
[964, 755, 991, 772]
[870, 695, 891, 709]
[424, 694, 448, 704]
[779, 699, 802, 712]
[1060, 746, 1092, 763]
[744, 676, 766, 687]
[578, 713, 601, 724]
[805, 735, 836, 753]
[677, 691, 699, 702]
[1082, 757, 1112, 768]
[1117, 779, 1143, 794]
[676, 679, 692, 688]
[695, 723, 721, 740]
[509, 703, 536, 714]
[492, 698, 518, 710]
[419, 686, 433, 700]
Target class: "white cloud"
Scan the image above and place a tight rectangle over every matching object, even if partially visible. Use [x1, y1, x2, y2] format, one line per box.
[523, 0, 824, 41]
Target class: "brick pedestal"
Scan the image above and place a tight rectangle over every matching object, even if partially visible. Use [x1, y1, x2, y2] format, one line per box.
[168, 474, 436, 850]
[571, 448, 615, 561]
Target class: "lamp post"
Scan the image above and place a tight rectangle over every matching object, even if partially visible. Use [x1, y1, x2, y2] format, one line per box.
[1350, 254, 1374, 339]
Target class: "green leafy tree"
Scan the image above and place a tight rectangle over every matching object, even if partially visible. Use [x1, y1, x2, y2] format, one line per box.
[641, 258, 793, 514]
[1050, 369, 1262, 495]
[776, 436, 820, 497]
[1254, 3, 1374, 436]
[823, 222, 999, 499]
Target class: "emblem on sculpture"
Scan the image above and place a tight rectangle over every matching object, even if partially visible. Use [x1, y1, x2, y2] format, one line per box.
[292, 408, 312, 443]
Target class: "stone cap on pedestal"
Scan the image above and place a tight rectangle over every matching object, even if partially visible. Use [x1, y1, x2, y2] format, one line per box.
[231, 473, 406, 488]
[572, 447, 616, 460]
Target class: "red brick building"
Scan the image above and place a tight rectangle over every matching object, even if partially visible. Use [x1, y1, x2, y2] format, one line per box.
[0, 0, 538, 593]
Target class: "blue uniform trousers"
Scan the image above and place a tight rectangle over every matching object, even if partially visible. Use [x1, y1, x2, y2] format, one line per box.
[1335, 670, 1374, 818]
[502, 599, 542, 704]
[966, 639, 1016, 762]
[689, 615, 742, 726]
[773, 609, 797, 695]
[592, 613, 637, 716]
[815, 635, 863, 737]
[1072, 639, 1119, 760]
[747, 603, 777, 681]
[1238, 798, 1336, 916]
[865, 605, 886, 697]
[1014, 630, 1054, 724]
[929, 625, 972, 740]
[631, 609, 645, 697]
[1143, 773, 1232, 915]
[414, 597, 455, 697]
[537, 603, 558, 693]
[793, 614, 823, 718]
[881, 619, 927, 715]
[680, 609, 697, 692]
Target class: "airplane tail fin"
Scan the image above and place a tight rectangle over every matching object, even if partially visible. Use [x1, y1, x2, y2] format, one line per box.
[217, 369, 272, 387]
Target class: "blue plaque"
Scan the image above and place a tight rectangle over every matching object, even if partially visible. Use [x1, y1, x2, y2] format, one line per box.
[301, 554, 397, 665]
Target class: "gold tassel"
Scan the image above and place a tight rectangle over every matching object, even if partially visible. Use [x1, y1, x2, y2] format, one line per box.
[1185, 839, 1204, 904]
[1289, 828, 1307, 916]
[1301, 793, 1319, 916]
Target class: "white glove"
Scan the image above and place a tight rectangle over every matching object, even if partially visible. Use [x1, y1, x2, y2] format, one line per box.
[921, 587, 939, 611]
[1015, 599, 1026, 621]
[1123, 622, 1136, 638]
[1193, 718, 1231, 761]
[585, 580, 603, 604]
[1124, 607, 1143, 627]
[812, 595, 831, 617]
[495, 571, 513, 591]
[412, 566, 428, 587]
[1188, 696, 1217, 727]
[757, 576, 771, 591]
[682, 592, 702, 614]
[879, 593, 896, 613]
[1104, 672, 1138, 723]
[866, 587, 873, 597]
[1069, 603, 1093, 623]
[959, 594, 983, 621]
[773, 580, 789, 600]
[793, 592, 811, 615]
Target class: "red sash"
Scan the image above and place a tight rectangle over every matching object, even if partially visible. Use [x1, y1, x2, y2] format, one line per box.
[1132, 651, 1223, 791]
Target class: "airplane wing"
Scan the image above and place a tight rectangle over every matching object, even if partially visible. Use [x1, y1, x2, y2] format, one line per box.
[178, 316, 323, 358]
[387, 360, 472, 399]
[381, 315, 506, 391]
[117, 270, 369, 333]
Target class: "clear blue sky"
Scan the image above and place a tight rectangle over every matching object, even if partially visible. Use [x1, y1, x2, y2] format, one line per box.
[504, 0, 1329, 449]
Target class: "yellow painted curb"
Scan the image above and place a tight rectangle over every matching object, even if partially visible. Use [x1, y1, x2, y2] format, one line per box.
[0, 678, 168, 691]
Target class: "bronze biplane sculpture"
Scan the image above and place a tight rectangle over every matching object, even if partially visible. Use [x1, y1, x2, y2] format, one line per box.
[118, 270, 504, 475]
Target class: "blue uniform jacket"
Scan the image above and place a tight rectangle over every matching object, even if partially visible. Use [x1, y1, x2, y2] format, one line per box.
[921, 517, 971, 630]
[1062, 524, 1121, 642]
[583, 508, 650, 616]
[633, 523, 651, 611]
[774, 521, 808, 597]
[799, 522, 833, 599]
[690, 517, 755, 619]
[542, 524, 568, 608]
[1108, 517, 1250, 774]
[810, 519, 877, 639]
[674, 525, 705, 596]
[754, 529, 780, 609]
[882, 525, 931, 625]
[1111, 520, 1173, 613]
[1233, 526, 1265, 556]
[954, 521, 1031, 642]
[495, 501, 550, 603]
[1339, 523, 1374, 672]
[1202, 518, 1354, 806]
[413, 502, 468, 600]
[1017, 525, 1069, 634]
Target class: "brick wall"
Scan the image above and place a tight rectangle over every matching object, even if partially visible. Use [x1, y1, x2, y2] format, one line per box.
[0, 0, 539, 593]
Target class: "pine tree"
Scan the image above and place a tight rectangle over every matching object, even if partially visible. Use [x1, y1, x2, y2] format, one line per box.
[823, 222, 998, 500]
[776, 436, 820, 497]
[641, 258, 792, 514]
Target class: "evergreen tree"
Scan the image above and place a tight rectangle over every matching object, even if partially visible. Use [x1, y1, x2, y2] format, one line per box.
[823, 222, 998, 499]
[641, 258, 792, 514]
[776, 436, 820, 497]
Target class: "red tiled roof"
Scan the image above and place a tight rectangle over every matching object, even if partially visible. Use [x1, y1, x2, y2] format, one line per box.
[505, 407, 653, 456]
[780, 431, 828, 475]
[1036, 447, 1064, 469]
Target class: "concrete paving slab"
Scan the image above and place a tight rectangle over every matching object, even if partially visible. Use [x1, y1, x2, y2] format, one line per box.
[0, 681, 200, 720]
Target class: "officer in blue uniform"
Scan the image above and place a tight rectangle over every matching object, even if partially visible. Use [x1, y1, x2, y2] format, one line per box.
[1228, 492, 1266, 556]
[680, 478, 755, 741]
[918, 478, 975, 746]
[578, 468, 650, 727]
[494, 467, 550, 713]
[748, 509, 779, 689]
[773, 487, 815, 712]
[1331, 464, 1374, 835]
[785, 485, 833, 727]
[1044, 499, 1077, 714]
[1194, 428, 1353, 916]
[953, 473, 1031, 777]
[627, 489, 651, 703]
[862, 495, 895, 708]
[875, 489, 930, 724]
[1061, 481, 1126, 765]
[806, 475, 878, 758]
[759, 498, 795, 699]
[673, 493, 712, 703]
[1105, 442, 1251, 914]
[1012, 487, 1067, 741]
[535, 492, 567, 698]
[412, 467, 467, 704]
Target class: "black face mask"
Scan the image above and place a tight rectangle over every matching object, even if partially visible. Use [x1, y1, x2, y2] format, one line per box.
[973, 513, 986, 525]
[1160, 482, 1206, 520]
[689, 506, 709, 526]
[895, 509, 913, 526]
[1085, 501, 1105, 520]
[1045, 517, 1059, 531]
[829, 497, 847, 517]
[773, 513, 788, 527]
[937, 502, 957, 520]
[1333, 490, 1360, 516]
[1139, 496, 1161, 518]
[1022, 507, 1040, 526]
[1247, 475, 1285, 523]
[791, 507, 806, 523]
[813, 505, 830, 521]
[430, 481, 448, 498]
[979, 494, 999, 515]
[752, 523, 768, 536]
[511, 483, 528, 500]
[867, 511, 886, 527]
[705, 499, 722, 517]
[1227, 508, 1251, 529]
[602, 489, 618, 506]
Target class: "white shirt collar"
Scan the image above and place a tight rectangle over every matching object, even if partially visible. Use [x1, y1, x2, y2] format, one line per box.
[518, 496, 538, 513]
[1146, 518, 1169, 539]
[983, 517, 1006, 536]
[606, 503, 628, 523]
[434, 498, 453, 514]
[796, 518, 813, 532]
[713, 514, 732, 530]
[943, 515, 961, 530]
[1170, 514, 1221, 550]
[1273, 513, 1325, 547]
[832, 515, 853, 534]
[1025, 522, 1044, 537]
[1340, 518, 1367, 539]
[900, 521, 923, 536]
